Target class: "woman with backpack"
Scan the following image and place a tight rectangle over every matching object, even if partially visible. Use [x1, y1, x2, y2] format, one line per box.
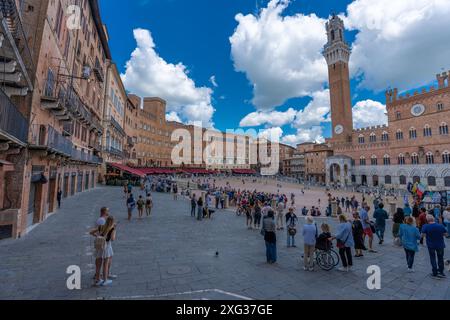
[262, 210, 277, 264]
[90, 216, 116, 286]
[286, 207, 298, 248]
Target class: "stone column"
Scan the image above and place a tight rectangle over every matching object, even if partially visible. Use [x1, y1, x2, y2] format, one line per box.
[331, 200, 338, 217]
[224, 195, 229, 209]
[389, 202, 396, 217]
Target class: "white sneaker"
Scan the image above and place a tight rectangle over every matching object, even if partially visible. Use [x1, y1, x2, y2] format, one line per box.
[407, 268, 415, 273]
[308, 267, 314, 271]
[347, 266, 353, 271]
[94, 280, 104, 287]
[303, 266, 308, 271]
[101, 279, 113, 286]
[338, 267, 348, 272]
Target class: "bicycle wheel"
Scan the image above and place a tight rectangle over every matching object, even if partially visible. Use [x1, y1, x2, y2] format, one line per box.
[316, 251, 335, 271]
[329, 249, 340, 267]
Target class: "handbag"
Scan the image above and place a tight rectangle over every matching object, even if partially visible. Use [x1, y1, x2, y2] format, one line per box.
[337, 229, 350, 249]
[394, 237, 402, 246]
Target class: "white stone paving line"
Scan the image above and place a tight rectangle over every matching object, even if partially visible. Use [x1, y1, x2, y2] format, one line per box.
[101, 288, 253, 300]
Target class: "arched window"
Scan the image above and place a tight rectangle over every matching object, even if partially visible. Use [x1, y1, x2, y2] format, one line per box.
[371, 155, 377, 166]
[411, 153, 419, 165]
[385, 175, 392, 184]
[396, 111, 401, 120]
[439, 122, 449, 135]
[398, 154, 405, 165]
[396, 130, 403, 140]
[423, 125, 432, 137]
[359, 156, 366, 166]
[413, 176, 421, 184]
[409, 127, 417, 139]
[369, 133, 376, 143]
[381, 131, 389, 141]
[443, 151, 450, 164]
[358, 135, 365, 144]
[445, 176, 450, 187]
[383, 154, 390, 165]
[426, 152, 434, 164]
[399, 175, 407, 185]
[437, 102, 444, 111]
[427, 176, 436, 186]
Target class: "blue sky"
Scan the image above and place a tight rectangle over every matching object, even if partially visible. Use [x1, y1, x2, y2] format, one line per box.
[99, 0, 450, 145]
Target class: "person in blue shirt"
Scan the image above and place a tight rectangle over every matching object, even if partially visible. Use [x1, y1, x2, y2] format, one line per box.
[399, 217, 421, 272]
[126, 193, 136, 221]
[421, 215, 448, 278]
[335, 214, 355, 272]
[373, 203, 389, 245]
[403, 203, 412, 217]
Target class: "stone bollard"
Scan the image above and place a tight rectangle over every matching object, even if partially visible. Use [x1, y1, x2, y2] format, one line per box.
[224, 195, 229, 209]
[389, 202, 396, 217]
[331, 201, 338, 217]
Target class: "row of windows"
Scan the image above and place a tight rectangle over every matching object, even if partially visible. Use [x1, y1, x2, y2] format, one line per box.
[395, 102, 446, 120]
[358, 123, 449, 143]
[359, 151, 450, 165]
[366, 175, 450, 187]
[110, 88, 124, 117]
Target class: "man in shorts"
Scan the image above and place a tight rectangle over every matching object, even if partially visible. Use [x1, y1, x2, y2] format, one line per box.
[360, 205, 377, 253]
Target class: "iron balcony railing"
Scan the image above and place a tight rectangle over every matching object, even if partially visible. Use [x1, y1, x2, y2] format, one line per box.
[110, 116, 126, 136]
[0, 0, 34, 89]
[105, 146, 124, 158]
[71, 148, 103, 164]
[0, 86, 27, 144]
[29, 124, 73, 156]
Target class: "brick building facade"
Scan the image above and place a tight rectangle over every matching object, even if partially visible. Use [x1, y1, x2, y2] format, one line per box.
[324, 15, 450, 191]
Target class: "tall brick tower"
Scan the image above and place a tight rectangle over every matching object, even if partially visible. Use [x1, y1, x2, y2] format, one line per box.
[323, 14, 353, 143]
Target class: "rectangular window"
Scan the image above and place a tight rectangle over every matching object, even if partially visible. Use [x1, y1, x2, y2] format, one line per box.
[55, 1, 64, 40]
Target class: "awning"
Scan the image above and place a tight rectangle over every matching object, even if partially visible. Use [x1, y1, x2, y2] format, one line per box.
[0, 159, 14, 172]
[107, 163, 145, 178]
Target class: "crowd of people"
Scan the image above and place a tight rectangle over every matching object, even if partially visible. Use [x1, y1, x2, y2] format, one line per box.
[88, 173, 450, 287]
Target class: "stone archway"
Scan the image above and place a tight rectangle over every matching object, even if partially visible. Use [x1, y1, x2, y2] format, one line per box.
[326, 155, 353, 187]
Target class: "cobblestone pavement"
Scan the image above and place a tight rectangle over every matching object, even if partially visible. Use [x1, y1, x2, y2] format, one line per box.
[0, 186, 449, 300]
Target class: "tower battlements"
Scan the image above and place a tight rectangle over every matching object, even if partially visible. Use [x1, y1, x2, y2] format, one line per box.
[385, 71, 450, 105]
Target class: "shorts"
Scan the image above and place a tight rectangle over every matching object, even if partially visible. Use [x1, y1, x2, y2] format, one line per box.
[363, 227, 373, 237]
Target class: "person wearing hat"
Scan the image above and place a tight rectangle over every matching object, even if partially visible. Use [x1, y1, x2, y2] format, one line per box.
[286, 207, 298, 248]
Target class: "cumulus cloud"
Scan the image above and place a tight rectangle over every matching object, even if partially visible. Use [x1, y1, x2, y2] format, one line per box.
[230, 0, 328, 110]
[345, 0, 450, 91]
[293, 89, 331, 129]
[166, 111, 182, 123]
[282, 127, 325, 145]
[121, 28, 215, 127]
[239, 108, 297, 127]
[258, 127, 283, 141]
[352, 100, 387, 129]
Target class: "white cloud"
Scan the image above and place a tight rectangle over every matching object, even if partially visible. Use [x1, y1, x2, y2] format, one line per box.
[239, 108, 297, 127]
[121, 28, 215, 127]
[345, 0, 450, 91]
[230, 0, 328, 110]
[166, 111, 182, 123]
[352, 99, 387, 129]
[258, 127, 283, 141]
[293, 89, 331, 129]
[282, 127, 325, 145]
[209, 75, 218, 87]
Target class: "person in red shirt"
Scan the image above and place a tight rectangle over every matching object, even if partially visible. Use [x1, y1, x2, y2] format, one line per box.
[418, 208, 428, 245]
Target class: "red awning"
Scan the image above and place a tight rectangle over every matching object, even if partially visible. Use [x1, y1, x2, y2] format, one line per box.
[108, 163, 145, 178]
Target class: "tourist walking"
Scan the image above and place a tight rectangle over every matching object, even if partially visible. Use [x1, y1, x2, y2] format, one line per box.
[126, 194, 136, 221]
[421, 215, 448, 279]
[276, 201, 285, 230]
[254, 202, 262, 229]
[137, 195, 145, 219]
[418, 208, 428, 245]
[262, 211, 277, 264]
[360, 205, 377, 253]
[190, 194, 197, 217]
[286, 207, 298, 248]
[336, 214, 354, 272]
[173, 183, 178, 201]
[197, 196, 204, 221]
[399, 217, 421, 272]
[57, 189, 62, 208]
[392, 208, 405, 239]
[373, 203, 389, 244]
[302, 216, 317, 271]
[145, 193, 153, 216]
[352, 212, 366, 257]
